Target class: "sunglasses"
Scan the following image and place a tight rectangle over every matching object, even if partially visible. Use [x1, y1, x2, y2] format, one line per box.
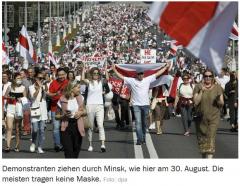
[37, 77, 44, 80]
[204, 75, 213, 78]
[93, 73, 99, 75]
[183, 77, 189, 80]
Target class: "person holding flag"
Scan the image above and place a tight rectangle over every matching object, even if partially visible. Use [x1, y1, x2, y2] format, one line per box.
[112, 63, 170, 145]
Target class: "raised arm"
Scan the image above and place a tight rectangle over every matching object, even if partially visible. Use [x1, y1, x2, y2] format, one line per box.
[155, 62, 170, 78]
[81, 63, 89, 84]
[112, 64, 124, 80]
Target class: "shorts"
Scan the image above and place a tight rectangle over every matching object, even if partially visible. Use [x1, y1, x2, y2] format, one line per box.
[6, 104, 16, 118]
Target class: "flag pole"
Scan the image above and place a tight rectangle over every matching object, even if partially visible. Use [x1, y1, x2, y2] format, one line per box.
[232, 39, 236, 71]
[4, 1, 9, 56]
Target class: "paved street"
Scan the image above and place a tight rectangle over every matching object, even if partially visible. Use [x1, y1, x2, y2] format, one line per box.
[2, 116, 238, 159]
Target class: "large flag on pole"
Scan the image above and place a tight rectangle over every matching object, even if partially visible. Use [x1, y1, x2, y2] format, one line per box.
[16, 25, 37, 64]
[148, 2, 238, 74]
[2, 42, 10, 65]
[229, 22, 238, 40]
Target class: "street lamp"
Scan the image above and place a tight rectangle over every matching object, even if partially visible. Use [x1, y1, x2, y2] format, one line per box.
[63, 2, 66, 39]
[68, 2, 72, 34]
[48, 1, 52, 52]
[73, 2, 76, 29]
[56, 2, 61, 46]
[37, 2, 41, 55]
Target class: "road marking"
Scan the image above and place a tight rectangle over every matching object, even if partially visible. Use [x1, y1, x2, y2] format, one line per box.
[132, 127, 144, 159]
[145, 130, 159, 159]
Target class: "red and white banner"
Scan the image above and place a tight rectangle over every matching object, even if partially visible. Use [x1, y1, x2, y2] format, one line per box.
[140, 49, 156, 64]
[148, 2, 237, 74]
[229, 22, 238, 40]
[16, 25, 37, 64]
[108, 77, 130, 99]
[115, 64, 172, 88]
[2, 42, 10, 65]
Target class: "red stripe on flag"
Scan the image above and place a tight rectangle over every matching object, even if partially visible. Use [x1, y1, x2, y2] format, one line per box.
[232, 27, 238, 36]
[2, 43, 6, 52]
[160, 2, 218, 46]
[19, 34, 29, 50]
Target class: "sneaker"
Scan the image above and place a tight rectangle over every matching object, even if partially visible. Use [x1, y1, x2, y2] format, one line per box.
[184, 131, 190, 136]
[2, 134, 6, 141]
[22, 131, 30, 136]
[136, 141, 142, 145]
[37, 147, 45, 154]
[54, 145, 63, 152]
[101, 145, 106, 152]
[149, 123, 156, 130]
[30, 143, 36, 152]
[88, 146, 93, 152]
[4, 147, 10, 153]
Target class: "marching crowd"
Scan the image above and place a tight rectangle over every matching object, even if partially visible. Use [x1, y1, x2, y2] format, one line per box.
[2, 3, 238, 159]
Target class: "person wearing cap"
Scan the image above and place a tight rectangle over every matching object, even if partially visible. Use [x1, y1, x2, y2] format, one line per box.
[112, 63, 170, 145]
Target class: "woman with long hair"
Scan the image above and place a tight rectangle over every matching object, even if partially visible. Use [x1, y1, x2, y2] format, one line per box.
[4, 73, 27, 152]
[193, 69, 224, 158]
[29, 72, 48, 153]
[58, 80, 86, 158]
[82, 65, 110, 152]
[174, 73, 194, 136]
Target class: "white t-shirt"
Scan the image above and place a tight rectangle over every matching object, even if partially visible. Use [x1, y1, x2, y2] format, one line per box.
[29, 85, 48, 122]
[86, 80, 103, 105]
[179, 83, 194, 98]
[3, 82, 11, 96]
[67, 98, 79, 118]
[124, 75, 156, 106]
[216, 75, 230, 89]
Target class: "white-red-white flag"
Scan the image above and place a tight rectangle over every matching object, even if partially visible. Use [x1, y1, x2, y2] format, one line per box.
[16, 25, 37, 64]
[148, 2, 237, 74]
[71, 42, 81, 53]
[229, 22, 238, 40]
[48, 51, 59, 68]
[170, 40, 182, 55]
[2, 42, 10, 65]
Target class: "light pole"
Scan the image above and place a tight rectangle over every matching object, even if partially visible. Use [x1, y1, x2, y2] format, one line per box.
[73, 2, 76, 29]
[37, 2, 41, 55]
[4, 2, 8, 47]
[68, 2, 72, 34]
[48, 1, 52, 52]
[56, 1, 61, 46]
[63, 2, 66, 39]
[25, 1, 27, 29]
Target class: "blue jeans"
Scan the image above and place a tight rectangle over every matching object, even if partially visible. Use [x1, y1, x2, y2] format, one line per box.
[180, 106, 193, 131]
[51, 112, 61, 147]
[32, 121, 45, 147]
[133, 105, 150, 142]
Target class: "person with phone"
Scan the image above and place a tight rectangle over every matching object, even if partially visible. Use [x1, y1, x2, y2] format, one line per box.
[29, 72, 48, 153]
[59, 80, 86, 158]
